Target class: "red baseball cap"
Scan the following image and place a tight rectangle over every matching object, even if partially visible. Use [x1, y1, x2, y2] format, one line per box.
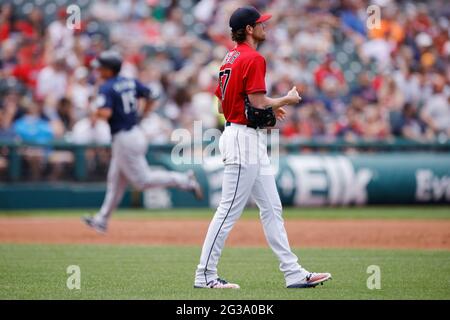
[229, 6, 272, 31]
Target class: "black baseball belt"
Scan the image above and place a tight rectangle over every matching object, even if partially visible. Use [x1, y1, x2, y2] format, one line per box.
[225, 121, 258, 129]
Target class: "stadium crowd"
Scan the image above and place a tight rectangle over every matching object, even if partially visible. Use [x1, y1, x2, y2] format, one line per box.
[0, 0, 449, 179]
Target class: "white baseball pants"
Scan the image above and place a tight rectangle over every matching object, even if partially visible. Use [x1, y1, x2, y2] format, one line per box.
[95, 126, 192, 223]
[195, 123, 307, 287]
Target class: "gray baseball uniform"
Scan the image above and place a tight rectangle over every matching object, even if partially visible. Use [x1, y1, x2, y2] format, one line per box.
[92, 75, 193, 225]
[96, 126, 194, 223]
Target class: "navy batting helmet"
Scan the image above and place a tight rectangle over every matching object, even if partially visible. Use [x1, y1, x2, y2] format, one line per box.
[91, 50, 122, 74]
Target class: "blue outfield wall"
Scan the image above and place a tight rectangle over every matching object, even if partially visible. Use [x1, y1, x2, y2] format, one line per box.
[0, 153, 449, 209]
[0, 183, 133, 209]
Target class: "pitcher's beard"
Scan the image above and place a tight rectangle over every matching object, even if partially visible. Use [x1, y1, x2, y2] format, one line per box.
[255, 36, 266, 48]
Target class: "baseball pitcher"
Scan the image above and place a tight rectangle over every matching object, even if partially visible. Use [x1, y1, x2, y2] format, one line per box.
[194, 6, 331, 289]
[82, 51, 203, 233]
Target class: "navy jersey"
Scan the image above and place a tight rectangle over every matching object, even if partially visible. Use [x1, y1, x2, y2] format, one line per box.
[96, 76, 151, 135]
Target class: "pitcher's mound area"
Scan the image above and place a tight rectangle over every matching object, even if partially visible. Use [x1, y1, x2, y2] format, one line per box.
[0, 217, 449, 249]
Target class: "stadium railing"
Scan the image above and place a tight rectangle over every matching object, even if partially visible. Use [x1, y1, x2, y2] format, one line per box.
[1, 138, 449, 182]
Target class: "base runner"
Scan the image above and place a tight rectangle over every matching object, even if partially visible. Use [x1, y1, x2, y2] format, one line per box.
[82, 50, 202, 233]
[194, 6, 331, 289]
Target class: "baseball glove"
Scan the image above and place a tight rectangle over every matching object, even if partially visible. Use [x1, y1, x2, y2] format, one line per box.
[244, 96, 276, 128]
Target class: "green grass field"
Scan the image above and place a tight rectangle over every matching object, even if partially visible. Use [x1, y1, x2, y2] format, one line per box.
[0, 245, 449, 299]
[1, 206, 450, 220]
[0, 206, 449, 300]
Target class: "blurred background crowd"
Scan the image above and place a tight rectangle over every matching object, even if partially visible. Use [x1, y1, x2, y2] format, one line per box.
[0, 0, 449, 180]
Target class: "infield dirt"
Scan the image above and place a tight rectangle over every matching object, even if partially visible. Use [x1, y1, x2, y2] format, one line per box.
[0, 218, 448, 249]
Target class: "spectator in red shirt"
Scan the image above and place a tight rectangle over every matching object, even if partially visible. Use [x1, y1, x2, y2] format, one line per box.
[13, 8, 44, 40]
[0, 3, 13, 41]
[11, 46, 44, 89]
[314, 53, 346, 93]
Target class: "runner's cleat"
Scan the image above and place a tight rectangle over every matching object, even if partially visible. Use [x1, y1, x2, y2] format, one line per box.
[82, 216, 107, 234]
